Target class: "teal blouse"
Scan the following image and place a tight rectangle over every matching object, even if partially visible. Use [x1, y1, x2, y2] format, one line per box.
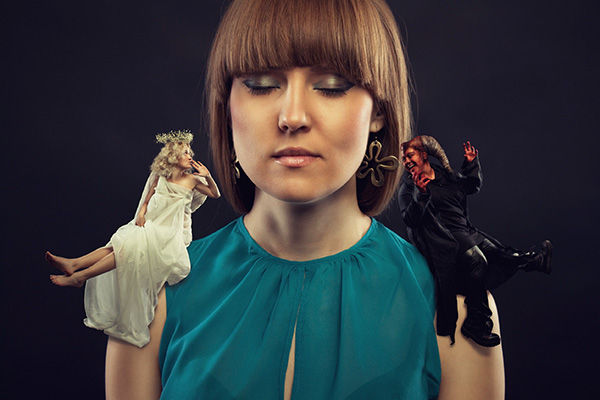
[159, 217, 441, 399]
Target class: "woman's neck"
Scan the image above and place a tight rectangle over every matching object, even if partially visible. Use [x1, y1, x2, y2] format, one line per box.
[422, 161, 436, 180]
[244, 182, 371, 262]
[169, 168, 187, 182]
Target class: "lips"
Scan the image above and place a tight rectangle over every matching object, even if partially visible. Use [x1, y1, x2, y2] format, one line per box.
[272, 147, 319, 168]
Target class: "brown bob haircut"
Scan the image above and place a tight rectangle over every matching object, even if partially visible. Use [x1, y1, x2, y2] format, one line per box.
[207, 0, 412, 216]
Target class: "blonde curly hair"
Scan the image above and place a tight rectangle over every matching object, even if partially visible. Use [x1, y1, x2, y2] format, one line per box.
[150, 142, 194, 179]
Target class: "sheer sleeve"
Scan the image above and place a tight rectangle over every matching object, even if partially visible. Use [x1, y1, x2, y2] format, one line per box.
[190, 175, 208, 213]
[133, 172, 159, 219]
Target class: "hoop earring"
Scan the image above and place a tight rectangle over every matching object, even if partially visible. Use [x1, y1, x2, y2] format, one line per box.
[231, 150, 241, 181]
[356, 138, 399, 187]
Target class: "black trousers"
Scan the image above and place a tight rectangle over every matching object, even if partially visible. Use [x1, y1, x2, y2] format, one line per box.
[456, 238, 532, 310]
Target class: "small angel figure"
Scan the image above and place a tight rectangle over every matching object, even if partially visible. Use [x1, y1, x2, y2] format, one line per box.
[46, 130, 220, 347]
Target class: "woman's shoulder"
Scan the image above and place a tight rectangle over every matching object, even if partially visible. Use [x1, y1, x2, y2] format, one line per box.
[371, 220, 426, 260]
[163, 173, 205, 191]
[371, 220, 435, 303]
[190, 173, 207, 183]
[188, 218, 240, 252]
[436, 293, 505, 400]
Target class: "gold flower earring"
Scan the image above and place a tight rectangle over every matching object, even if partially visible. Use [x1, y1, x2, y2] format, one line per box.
[356, 136, 399, 187]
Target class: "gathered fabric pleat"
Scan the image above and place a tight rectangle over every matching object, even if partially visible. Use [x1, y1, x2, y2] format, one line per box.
[159, 217, 440, 399]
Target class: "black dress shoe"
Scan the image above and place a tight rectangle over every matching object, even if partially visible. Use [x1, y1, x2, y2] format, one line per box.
[461, 321, 501, 347]
[461, 308, 501, 347]
[522, 240, 553, 275]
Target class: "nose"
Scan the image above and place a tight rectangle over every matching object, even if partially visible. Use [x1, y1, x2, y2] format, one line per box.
[278, 83, 311, 133]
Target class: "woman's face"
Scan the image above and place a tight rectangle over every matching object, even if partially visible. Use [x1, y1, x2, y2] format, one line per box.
[401, 147, 428, 175]
[229, 66, 383, 206]
[175, 145, 193, 170]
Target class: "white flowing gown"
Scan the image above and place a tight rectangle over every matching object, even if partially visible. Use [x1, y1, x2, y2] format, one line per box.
[83, 174, 207, 347]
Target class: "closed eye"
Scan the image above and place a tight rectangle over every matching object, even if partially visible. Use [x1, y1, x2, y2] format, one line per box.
[315, 87, 353, 98]
[243, 76, 280, 95]
[314, 76, 354, 98]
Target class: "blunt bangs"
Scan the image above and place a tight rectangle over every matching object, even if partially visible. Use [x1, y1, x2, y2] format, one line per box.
[215, 0, 398, 98]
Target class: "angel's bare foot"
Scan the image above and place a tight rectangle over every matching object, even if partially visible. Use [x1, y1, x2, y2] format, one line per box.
[50, 274, 84, 288]
[45, 251, 77, 276]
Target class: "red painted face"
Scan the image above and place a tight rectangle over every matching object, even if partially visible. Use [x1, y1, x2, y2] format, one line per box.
[401, 147, 427, 175]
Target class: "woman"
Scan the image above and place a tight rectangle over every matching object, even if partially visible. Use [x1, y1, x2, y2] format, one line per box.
[106, 1, 504, 399]
[47, 131, 220, 347]
[398, 135, 552, 348]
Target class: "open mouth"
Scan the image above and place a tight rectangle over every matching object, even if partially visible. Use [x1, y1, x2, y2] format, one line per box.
[405, 162, 415, 171]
